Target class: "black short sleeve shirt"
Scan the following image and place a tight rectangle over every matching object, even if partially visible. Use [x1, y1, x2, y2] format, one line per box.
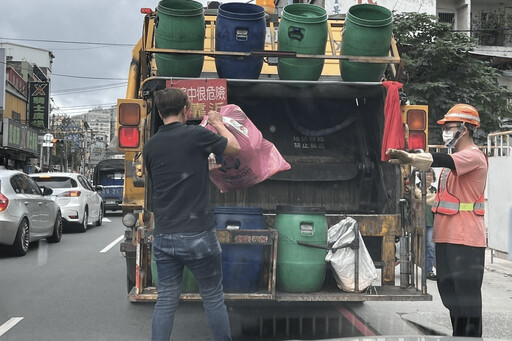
[143, 122, 227, 234]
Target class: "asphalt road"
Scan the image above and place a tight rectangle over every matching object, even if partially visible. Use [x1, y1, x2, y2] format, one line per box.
[0, 213, 155, 340]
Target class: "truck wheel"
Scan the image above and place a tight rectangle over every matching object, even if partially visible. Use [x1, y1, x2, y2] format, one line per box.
[127, 275, 135, 294]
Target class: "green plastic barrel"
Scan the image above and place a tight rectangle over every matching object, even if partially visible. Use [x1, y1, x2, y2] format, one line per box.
[275, 205, 328, 292]
[151, 252, 199, 292]
[278, 4, 328, 81]
[155, 0, 205, 77]
[340, 4, 393, 82]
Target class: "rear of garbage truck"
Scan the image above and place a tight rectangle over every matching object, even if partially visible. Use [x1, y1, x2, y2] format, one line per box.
[117, 2, 431, 305]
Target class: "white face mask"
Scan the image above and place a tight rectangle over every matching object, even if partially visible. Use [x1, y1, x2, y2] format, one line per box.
[442, 130, 455, 145]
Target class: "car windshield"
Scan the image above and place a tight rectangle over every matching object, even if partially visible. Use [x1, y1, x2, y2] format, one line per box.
[32, 177, 77, 189]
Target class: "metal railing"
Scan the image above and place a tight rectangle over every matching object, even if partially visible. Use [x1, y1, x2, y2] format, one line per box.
[487, 130, 512, 157]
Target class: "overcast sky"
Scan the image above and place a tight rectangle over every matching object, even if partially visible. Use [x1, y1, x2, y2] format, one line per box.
[1, 0, 158, 116]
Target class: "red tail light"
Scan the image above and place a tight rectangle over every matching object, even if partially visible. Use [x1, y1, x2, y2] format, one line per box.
[117, 100, 143, 149]
[0, 193, 9, 211]
[59, 190, 81, 197]
[408, 131, 426, 150]
[119, 127, 140, 148]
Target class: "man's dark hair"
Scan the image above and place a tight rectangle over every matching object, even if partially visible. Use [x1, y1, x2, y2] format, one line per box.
[154, 88, 189, 119]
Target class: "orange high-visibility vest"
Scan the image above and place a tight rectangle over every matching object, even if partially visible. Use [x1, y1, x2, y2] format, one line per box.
[431, 168, 485, 216]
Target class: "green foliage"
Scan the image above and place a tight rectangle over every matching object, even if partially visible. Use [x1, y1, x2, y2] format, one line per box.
[472, 9, 512, 46]
[393, 12, 512, 135]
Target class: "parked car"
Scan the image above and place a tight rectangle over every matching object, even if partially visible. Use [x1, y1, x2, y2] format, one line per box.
[0, 170, 63, 256]
[29, 172, 103, 232]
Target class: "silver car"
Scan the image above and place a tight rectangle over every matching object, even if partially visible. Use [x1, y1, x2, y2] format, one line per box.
[0, 170, 63, 256]
[29, 172, 103, 232]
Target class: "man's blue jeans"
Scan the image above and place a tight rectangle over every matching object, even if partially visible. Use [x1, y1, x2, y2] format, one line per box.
[151, 229, 232, 341]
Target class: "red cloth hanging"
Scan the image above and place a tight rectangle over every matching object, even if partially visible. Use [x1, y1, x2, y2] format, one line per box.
[381, 81, 405, 161]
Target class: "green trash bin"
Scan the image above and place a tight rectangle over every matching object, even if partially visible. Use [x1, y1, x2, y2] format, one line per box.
[340, 4, 393, 82]
[155, 0, 205, 77]
[278, 4, 328, 81]
[275, 205, 328, 292]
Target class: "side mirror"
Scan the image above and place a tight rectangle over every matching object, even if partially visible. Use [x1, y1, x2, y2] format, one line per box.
[95, 185, 103, 192]
[41, 186, 53, 196]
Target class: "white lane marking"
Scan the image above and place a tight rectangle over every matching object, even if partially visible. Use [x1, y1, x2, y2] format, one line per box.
[102, 218, 112, 223]
[0, 317, 23, 336]
[100, 235, 124, 253]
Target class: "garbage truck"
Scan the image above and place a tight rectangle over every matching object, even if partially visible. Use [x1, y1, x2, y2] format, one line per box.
[92, 158, 125, 212]
[117, 1, 431, 316]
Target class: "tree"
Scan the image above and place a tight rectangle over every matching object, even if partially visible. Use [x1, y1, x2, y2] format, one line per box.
[392, 12, 512, 138]
[472, 9, 512, 47]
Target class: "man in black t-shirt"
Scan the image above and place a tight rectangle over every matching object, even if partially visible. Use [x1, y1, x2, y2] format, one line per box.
[143, 88, 240, 341]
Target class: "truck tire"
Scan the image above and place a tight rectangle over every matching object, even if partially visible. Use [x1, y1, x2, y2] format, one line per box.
[127, 275, 135, 294]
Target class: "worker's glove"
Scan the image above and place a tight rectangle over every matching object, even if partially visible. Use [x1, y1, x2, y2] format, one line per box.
[385, 148, 433, 171]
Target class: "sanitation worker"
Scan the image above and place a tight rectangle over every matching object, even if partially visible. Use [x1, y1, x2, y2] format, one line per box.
[143, 87, 240, 341]
[386, 103, 487, 337]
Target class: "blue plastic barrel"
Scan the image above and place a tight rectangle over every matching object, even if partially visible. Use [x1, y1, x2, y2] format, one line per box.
[215, 3, 266, 79]
[213, 206, 265, 292]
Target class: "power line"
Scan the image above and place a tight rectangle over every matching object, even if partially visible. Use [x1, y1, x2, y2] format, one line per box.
[52, 84, 126, 96]
[1, 37, 134, 47]
[52, 73, 127, 80]
[52, 82, 127, 95]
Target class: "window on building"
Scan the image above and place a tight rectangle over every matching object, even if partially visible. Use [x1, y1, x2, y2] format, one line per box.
[438, 12, 455, 29]
[12, 111, 21, 122]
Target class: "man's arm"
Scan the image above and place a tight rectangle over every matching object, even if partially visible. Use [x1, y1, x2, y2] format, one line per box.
[207, 111, 241, 156]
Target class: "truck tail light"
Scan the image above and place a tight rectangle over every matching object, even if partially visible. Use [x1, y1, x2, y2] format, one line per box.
[0, 193, 9, 211]
[402, 106, 428, 152]
[117, 99, 145, 150]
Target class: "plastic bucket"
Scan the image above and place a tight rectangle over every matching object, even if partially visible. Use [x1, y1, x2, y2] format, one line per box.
[274, 205, 327, 292]
[214, 206, 265, 292]
[277, 4, 328, 81]
[215, 3, 266, 79]
[340, 4, 393, 82]
[155, 0, 205, 77]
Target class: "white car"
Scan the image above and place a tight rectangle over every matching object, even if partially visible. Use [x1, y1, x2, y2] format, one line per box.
[30, 172, 104, 232]
[0, 170, 63, 256]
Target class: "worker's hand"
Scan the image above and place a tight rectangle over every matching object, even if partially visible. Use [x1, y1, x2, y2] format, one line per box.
[208, 154, 222, 171]
[386, 148, 433, 171]
[207, 110, 224, 128]
[386, 148, 413, 165]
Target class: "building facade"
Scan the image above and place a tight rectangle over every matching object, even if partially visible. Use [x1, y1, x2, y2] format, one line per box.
[1, 42, 54, 172]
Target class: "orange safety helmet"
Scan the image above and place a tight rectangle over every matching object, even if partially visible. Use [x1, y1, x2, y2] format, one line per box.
[437, 103, 480, 128]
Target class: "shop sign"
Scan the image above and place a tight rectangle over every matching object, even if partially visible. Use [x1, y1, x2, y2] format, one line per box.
[166, 79, 227, 120]
[28, 81, 50, 128]
[2, 118, 39, 154]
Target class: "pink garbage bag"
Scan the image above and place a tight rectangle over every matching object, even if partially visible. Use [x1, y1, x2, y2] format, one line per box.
[201, 104, 291, 193]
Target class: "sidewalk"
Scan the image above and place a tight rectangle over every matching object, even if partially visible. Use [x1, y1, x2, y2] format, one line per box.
[402, 248, 512, 339]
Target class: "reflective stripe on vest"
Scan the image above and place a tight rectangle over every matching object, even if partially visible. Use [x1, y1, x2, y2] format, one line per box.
[431, 168, 485, 216]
